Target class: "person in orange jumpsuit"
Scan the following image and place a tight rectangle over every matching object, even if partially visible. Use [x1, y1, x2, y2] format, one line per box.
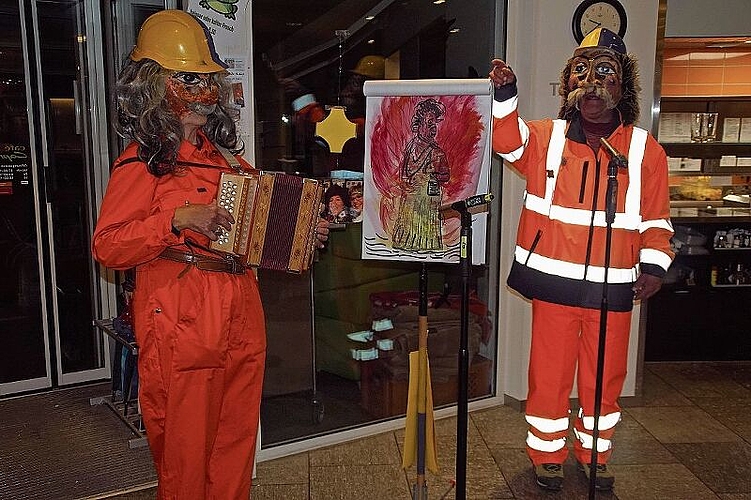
[91, 11, 328, 500]
[488, 28, 674, 491]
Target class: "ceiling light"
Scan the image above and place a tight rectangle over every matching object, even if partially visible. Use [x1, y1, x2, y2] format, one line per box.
[433, 0, 446, 4]
[365, 15, 375, 21]
[449, 28, 460, 34]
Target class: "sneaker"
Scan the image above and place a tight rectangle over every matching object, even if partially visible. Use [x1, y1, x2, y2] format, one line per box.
[578, 462, 615, 490]
[533, 463, 564, 490]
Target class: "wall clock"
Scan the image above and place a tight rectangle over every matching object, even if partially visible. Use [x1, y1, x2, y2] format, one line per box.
[572, 0, 628, 44]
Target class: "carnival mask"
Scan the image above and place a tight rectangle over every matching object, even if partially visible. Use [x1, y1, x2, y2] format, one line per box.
[565, 49, 623, 118]
[165, 71, 219, 117]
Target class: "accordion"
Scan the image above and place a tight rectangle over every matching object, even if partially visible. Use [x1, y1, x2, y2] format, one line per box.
[210, 171, 324, 273]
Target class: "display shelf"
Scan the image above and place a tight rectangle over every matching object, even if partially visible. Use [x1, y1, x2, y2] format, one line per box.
[659, 97, 751, 218]
[714, 247, 751, 251]
[646, 220, 751, 361]
[662, 142, 751, 159]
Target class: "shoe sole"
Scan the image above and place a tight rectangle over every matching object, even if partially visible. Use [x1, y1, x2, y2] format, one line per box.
[535, 479, 563, 491]
[577, 464, 614, 490]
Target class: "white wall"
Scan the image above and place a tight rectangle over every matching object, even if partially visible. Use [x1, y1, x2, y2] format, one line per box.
[499, 0, 661, 402]
[665, 0, 751, 37]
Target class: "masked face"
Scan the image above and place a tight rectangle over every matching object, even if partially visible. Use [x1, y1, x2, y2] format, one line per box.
[164, 72, 219, 118]
[565, 49, 623, 122]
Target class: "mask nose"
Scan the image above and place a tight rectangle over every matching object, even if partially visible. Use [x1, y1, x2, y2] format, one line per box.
[583, 65, 599, 84]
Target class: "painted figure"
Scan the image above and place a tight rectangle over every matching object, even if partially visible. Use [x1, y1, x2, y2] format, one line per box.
[489, 28, 674, 491]
[391, 98, 450, 251]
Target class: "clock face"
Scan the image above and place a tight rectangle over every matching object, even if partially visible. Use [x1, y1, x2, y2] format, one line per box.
[579, 3, 622, 36]
[572, 0, 627, 43]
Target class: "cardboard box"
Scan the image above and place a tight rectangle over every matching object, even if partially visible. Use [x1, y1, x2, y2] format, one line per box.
[740, 118, 751, 143]
[359, 356, 492, 418]
[720, 155, 737, 167]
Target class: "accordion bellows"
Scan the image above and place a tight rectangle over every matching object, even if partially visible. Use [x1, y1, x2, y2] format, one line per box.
[210, 171, 323, 273]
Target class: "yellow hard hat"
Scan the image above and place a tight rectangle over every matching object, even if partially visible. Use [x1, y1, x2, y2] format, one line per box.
[575, 27, 626, 56]
[130, 10, 226, 73]
[351, 55, 385, 79]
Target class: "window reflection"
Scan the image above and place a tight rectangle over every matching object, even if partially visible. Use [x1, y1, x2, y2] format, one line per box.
[253, 0, 499, 448]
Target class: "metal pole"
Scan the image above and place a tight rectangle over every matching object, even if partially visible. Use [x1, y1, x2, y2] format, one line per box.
[455, 209, 472, 500]
[589, 155, 619, 499]
[414, 263, 429, 500]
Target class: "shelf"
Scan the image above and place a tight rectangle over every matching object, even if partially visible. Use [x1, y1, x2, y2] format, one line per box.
[670, 207, 751, 221]
[714, 247, 751, 251]
[662, 142, 751, 158]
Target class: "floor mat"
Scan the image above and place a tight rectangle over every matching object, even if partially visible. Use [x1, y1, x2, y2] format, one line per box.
[0, 383, 156, 500]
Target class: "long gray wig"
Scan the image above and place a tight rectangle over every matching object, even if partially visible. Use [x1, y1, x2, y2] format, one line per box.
[115, 58, 242, 176]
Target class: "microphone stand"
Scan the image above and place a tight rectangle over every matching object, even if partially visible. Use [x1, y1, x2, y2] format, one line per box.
[441, 192, 491, 499]
[454, 205, 472, 500]
[589, 139, 625, 499]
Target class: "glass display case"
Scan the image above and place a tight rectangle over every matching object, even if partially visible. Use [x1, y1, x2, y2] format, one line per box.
[648, 96, 751, 361]
[659, 96, 751, 220]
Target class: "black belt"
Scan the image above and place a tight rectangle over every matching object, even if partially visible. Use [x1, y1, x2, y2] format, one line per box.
[159, 248, 245, 275]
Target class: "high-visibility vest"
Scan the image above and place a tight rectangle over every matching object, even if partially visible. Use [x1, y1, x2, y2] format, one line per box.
[494, 114, 674, 311]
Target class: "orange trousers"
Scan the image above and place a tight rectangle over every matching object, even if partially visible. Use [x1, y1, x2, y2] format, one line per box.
[526, 299, 631, 466]
[133, 260, 266, 500]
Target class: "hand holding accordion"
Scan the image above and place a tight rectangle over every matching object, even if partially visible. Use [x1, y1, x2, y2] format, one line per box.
[210, 171, 324, 273]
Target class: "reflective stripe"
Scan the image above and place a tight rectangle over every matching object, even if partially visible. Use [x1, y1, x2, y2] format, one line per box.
[500, 142, 525, 163]
[524, 124, 649, 230]
[540, 203, 641, 229]
[499, 117, 530, 162]
[523, 199, 644, 228]
[292, 93, 316, 112]
[640, 218, 674, 233]
[578, 408, 621, 430]
[640, 248, 674, 271]
[526, 414, 570, 433]
[623, 127, 647, 219]
[492, 95, 518, 119]
[540, 120, 567, 214]
[527, 431, 567, 453]
[515, 246, 638, 283]
[573, 428, 612, 452]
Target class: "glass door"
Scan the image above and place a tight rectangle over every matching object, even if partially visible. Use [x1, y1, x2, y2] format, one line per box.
[0, 0, 112, 395]
[0, 1, 50, 393]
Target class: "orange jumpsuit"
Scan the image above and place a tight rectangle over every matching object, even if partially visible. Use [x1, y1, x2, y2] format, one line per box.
[492, 86, 674, 466]
[92, 133, 266, 500]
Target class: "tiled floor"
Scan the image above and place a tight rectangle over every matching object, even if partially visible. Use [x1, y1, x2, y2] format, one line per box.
[112, 361, 751, 499]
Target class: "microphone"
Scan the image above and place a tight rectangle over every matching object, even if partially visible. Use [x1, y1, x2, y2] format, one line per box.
[440, 193, 494, 212]
[599, 137, 628, 169]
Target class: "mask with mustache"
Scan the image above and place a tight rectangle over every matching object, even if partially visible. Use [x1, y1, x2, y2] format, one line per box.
[566, 84, 618, 112]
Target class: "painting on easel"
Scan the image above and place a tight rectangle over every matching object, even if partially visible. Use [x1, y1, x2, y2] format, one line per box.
[361, 79, 493, 264]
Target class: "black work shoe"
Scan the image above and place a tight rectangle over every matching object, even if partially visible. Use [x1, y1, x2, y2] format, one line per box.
[578, 462, 615, 490]
[534, 463, 564, 490]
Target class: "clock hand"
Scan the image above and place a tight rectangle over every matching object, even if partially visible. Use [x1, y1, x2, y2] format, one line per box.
[590, 19, 602, 27]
